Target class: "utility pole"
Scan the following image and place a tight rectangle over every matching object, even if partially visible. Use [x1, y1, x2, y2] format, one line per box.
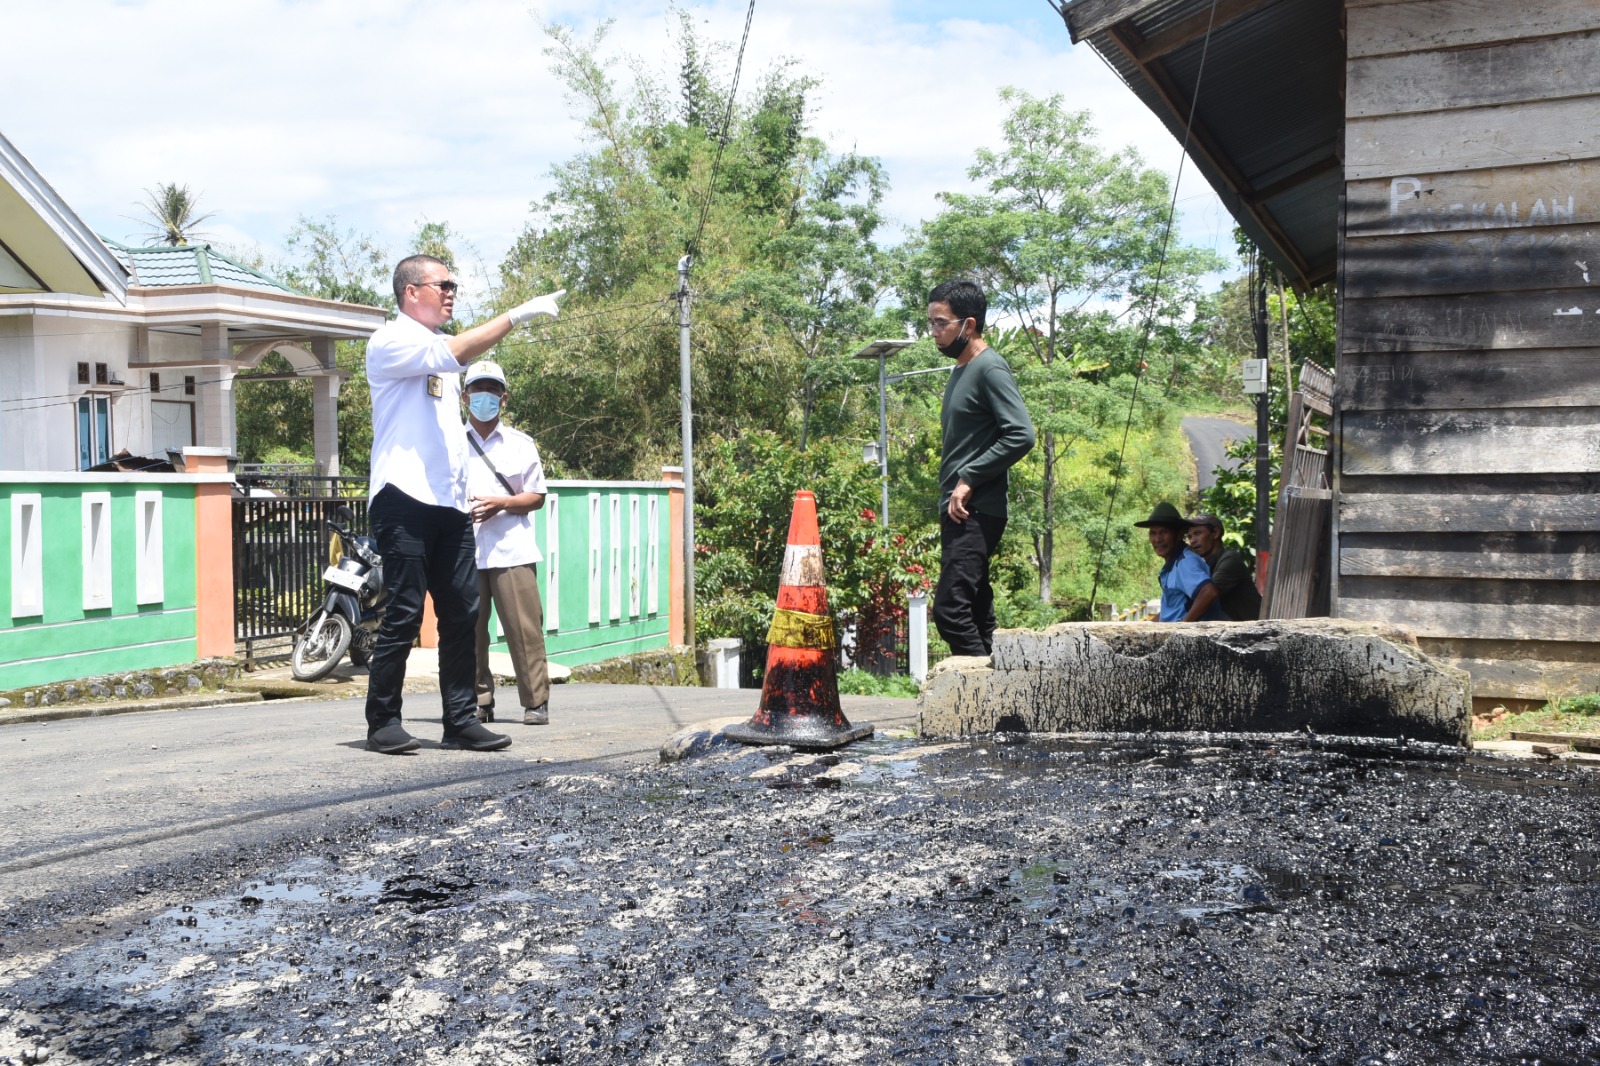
[677, 254, 696, 649]
[1253, 256, 1272, 561]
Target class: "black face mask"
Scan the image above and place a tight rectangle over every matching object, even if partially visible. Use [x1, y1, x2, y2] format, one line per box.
[937, 321, 970, 359]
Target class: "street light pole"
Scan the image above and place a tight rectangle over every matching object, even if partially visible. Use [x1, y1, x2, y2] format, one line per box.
[876, 351, 889, 529]
[850, 339, 914, 531]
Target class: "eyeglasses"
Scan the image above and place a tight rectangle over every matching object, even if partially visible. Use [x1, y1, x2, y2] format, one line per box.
[927, 316, 966, 332]
[414, 280, 459, 295]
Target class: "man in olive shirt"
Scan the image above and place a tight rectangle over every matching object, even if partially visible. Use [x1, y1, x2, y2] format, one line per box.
[930, 279, 1035, 656]
[1185, 512, 1263, 621]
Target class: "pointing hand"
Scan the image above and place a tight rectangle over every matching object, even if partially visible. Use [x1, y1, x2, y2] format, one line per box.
[507, 289, 566, 326]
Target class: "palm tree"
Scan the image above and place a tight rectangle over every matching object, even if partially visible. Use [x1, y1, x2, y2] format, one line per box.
[137, 183, 216, 246]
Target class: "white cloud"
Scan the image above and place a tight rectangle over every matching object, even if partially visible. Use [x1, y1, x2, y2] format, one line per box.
[3, 0, 1237, 294]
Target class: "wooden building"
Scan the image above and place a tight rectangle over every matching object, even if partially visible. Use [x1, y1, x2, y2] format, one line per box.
[1063, 0, 1600, 705]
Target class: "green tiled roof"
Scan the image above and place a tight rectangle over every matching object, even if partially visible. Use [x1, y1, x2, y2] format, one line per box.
[100, 237, 296, 294]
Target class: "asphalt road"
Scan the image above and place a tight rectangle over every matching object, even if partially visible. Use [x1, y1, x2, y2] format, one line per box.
[7, 733, 1599, 1065]
[1181, 415, 1251, 491]
[0, 684, 916, 912]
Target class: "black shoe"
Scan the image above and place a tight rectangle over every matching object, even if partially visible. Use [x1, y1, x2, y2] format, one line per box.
[476, 704, 495, 724]
[367, 722, 421, 755]
[441, 722, 513, 751]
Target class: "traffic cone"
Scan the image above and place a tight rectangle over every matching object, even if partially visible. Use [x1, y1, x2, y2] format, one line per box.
[724, 490, 873, 750]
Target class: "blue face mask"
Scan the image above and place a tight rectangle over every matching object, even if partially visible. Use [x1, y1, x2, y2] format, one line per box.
[468, 392, 502, 421]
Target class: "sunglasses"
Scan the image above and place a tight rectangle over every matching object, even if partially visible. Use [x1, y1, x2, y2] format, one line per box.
[415, 280, 459, 295]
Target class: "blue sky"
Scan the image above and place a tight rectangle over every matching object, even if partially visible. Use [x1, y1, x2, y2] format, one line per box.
[5, 0, 1237, 311]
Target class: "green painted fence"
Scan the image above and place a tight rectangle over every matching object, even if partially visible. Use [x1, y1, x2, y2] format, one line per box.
[1, 475, 677, 690]
[1, 476, 201, 689]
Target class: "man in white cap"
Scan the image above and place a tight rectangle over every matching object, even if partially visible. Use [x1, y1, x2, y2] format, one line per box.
[362, 253, 562, 755]
[462, 359, 552, 727]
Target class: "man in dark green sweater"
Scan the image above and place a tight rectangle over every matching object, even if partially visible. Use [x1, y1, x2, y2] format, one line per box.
[929, 280, 1035, 657]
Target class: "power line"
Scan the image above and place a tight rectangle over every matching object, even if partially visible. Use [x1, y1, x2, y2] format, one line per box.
[0, 298, 678, 411]
[1086, 0, 1221, 618]
[685, 0, 757, 263]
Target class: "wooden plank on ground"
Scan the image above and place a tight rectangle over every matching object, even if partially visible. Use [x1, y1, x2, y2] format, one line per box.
[1345, 161, 1600, 237]
[1341, 492, 1600, 532]
[1347, 0, 1600, 59]
[1340, 548, 1600, 581]
[1343, 290, 1600, 351]
[1339, 594, 1600, 642]
[1342, 409, 1600, 475]
[1346, 97, 1600, 182]
[1339, 350, 1600, 410]
[1343, 225, 1600, 298]
[1510, 731, 1600, 752]
[1348, 31, 1600, 117]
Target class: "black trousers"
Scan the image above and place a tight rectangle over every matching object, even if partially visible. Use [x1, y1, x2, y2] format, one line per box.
[364, 485, 480, 734]
[933, 512, 1007, 657]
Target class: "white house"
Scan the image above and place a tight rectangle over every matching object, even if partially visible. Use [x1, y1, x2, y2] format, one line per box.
[0, 130, 385, 474]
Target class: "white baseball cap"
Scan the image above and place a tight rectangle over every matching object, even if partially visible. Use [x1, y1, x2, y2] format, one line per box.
[464, 359, 507, 390]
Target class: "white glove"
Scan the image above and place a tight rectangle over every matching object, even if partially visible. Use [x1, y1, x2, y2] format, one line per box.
[507, 289, 565, 326]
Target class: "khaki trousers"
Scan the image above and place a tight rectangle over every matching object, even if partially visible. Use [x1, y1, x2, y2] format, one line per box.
[475, 563, 550, 712]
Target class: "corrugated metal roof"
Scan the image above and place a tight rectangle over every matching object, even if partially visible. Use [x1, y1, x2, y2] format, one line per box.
[102, 238, 297, 294]
[1063, 0, 1344, 286]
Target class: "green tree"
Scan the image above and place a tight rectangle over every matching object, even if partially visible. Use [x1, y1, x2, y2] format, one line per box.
[696, 431, 937, 679]
[411, 220, 457, 268]
[233, 351, 316, 467]
[907, 88, 1222, 602]
[281, 216, 390, 307]
[490, 18, 892, 479]
[135, 182, 215, 246]
[728, 150, 894, 449]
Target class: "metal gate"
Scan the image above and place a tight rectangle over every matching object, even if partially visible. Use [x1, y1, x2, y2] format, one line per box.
[233, 476, 369, 663]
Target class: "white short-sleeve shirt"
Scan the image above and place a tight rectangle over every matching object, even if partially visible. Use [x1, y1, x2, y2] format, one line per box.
[467, 421, 547, 570]
[366, 311, 469, 511]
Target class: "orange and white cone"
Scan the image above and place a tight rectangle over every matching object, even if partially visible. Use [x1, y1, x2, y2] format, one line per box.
[724, 490, 873, 750]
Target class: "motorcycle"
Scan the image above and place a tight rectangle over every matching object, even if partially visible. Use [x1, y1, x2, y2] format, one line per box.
[291, 505, 386, 681]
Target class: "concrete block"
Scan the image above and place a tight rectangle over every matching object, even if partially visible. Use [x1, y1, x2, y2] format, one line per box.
[707, 638, 742, 689]
[920, 620, 1470, 746]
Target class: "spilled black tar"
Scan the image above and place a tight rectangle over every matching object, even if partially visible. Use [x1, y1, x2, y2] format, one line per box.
[2, 734, 1598, 1064]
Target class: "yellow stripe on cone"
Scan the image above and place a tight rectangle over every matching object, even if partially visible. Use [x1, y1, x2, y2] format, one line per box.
[767, 607, 836, 651]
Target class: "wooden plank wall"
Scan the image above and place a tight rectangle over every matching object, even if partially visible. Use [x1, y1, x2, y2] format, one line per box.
[1339, 0, 1600, 705]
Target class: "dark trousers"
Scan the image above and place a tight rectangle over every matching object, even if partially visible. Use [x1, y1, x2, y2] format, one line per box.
[364, 485, 480, 734]
[933, 512, 1007, 657]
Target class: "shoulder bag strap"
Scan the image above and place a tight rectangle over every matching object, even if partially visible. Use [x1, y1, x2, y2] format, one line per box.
[466, 430, 518, 495]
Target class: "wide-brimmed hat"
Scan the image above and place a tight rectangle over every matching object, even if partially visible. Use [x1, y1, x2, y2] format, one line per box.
[1133, 501, 1192, 529]
[1185, 512, 1224, 533]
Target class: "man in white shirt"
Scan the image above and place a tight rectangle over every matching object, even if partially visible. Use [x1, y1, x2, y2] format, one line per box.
[462, 360, 553, 727]
[363, 253, 562, 755]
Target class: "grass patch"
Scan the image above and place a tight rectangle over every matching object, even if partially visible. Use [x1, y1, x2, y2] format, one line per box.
[836, 670, 922, 699]
[1472, 693, 1600, 742]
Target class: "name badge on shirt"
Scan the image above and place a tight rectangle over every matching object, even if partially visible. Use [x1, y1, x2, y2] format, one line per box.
[426, 375, 443, 398]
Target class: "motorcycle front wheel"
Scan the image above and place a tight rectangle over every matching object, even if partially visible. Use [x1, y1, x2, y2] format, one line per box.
[291, 610, 353, 682]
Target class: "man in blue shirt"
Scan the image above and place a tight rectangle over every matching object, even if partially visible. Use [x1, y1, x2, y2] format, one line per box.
[1134, 502, 1223, 622]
